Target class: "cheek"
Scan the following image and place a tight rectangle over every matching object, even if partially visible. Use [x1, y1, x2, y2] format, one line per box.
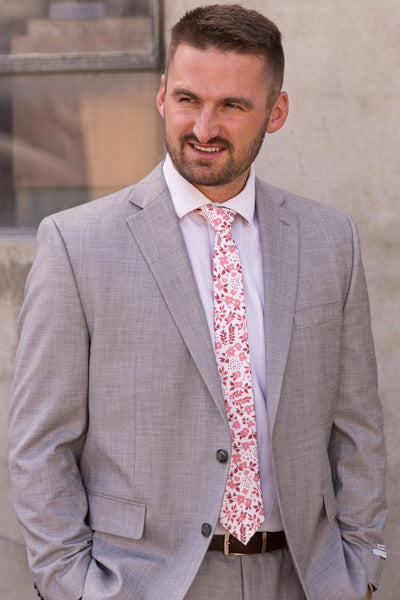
[228, 123, 258, 146]
[239, 116, 268, 143]
[222, 111, 266, 139]
[165, 111, 195, 136]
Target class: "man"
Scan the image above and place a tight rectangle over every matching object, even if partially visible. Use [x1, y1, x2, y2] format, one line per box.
[8, 4, 386, 600]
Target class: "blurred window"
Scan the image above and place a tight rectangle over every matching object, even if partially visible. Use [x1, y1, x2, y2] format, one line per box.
[0, 0, 163, 227]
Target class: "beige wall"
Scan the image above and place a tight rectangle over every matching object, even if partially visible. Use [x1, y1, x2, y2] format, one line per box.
[1, 0, 399, 596]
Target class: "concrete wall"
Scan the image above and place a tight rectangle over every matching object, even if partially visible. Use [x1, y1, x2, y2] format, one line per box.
[1, 0, 399, 596]
[0, 234, 36, 597]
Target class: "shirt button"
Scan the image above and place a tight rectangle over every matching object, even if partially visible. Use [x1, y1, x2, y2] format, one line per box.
[216, 449, 229, 463]
[201, 523, 212, 538]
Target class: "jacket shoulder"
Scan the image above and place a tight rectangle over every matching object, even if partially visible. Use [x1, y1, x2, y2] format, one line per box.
[41, 162, 166, 233]
[256, 178, 351, 225]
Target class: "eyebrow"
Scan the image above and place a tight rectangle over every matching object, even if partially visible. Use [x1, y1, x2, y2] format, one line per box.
[171, 87, 255, 110]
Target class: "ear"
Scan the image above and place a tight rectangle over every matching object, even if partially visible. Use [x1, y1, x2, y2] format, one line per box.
[266, 91, 289, 134]
[156, 74, 166, 119]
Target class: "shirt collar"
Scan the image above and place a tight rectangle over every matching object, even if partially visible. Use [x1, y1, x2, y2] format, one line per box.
[163, 154, 255, 225]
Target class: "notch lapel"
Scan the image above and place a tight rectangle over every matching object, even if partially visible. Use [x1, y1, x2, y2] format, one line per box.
[256, 181, 299, 434]
[126, 177, 226, 422]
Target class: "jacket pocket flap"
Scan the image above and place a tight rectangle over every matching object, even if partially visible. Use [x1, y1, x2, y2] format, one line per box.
[323, 483, 337, 522]
[87, 490, 146, 540]
[295, 302, 341, 330]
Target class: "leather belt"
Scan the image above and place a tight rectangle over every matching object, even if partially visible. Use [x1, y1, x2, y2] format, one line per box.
[209, 531, 287, 556]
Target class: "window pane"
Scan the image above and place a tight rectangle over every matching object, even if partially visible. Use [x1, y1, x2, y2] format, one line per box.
[0, 1, 163, 227]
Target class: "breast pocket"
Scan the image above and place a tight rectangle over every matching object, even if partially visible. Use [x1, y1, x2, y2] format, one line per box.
[294, 301, 341, 330]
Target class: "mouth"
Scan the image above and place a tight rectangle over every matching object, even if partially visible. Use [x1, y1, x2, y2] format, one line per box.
[188, 141, 226, 159]
[192, 143, 224, 153]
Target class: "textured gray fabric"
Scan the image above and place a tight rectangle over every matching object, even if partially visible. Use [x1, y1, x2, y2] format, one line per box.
[8, 163, 386, 600]
[184, 549, 306, 600]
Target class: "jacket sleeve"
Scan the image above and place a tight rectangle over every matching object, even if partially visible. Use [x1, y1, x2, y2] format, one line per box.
[8, 216, 92, 600]
[329, 215, 387, 590]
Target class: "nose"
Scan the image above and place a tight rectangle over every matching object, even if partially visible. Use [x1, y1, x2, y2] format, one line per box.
[192, 106, 220, 142]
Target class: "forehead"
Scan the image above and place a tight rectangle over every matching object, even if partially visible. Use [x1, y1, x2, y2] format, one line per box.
[167, 44, 269, 96]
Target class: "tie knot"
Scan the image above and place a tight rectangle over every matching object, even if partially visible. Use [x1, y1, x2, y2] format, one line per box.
[196, 205, 236, 232]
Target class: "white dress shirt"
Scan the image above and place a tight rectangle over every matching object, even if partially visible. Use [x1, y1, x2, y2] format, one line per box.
[163, 154, 283, 533]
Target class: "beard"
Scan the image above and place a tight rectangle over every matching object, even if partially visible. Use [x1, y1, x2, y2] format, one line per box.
[164, 119, 269, 189]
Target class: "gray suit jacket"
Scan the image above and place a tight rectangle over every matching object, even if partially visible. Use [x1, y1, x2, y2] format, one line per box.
[9, 163, 387, 600]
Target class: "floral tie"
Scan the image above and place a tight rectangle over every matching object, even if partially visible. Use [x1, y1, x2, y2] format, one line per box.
[197, 205, 264, 545]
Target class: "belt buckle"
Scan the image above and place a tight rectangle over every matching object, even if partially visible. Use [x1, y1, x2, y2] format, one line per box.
[223, 532, 268, 556]
[223, 533, 245, 557]
[261, 531, 267, 553]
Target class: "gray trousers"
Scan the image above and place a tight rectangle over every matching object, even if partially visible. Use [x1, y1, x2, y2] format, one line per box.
[184, 547, 307, 600]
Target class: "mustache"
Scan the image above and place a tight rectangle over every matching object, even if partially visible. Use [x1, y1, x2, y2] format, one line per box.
[181, 134, 232, 149]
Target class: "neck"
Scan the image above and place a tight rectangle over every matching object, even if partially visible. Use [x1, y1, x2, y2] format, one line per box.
[191, 169, 251, 203]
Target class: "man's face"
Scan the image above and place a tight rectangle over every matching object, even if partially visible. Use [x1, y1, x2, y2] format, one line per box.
[156, 44, 288, 202]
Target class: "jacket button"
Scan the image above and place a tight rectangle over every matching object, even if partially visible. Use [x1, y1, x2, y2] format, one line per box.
[216, 449, 229, 463]
[201, 523, 212, 538]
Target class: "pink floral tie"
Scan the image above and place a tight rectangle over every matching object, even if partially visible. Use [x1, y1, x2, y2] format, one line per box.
[197, 205, 264, 545]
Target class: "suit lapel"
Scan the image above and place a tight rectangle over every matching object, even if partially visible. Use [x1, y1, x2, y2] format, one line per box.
[256, 180, 299, 433]
[126, 170, 226, 421]
[125, 167, 299, 431]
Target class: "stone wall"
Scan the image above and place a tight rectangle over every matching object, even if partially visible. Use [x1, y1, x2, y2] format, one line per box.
[1, 0, 399, 596]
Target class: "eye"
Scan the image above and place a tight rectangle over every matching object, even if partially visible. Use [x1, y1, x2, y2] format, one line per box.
[178, 96, 195, 104]
[225, 102, 244, 111]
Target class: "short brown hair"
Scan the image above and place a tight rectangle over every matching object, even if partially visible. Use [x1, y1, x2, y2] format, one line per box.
[167, 4, 285, 100]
